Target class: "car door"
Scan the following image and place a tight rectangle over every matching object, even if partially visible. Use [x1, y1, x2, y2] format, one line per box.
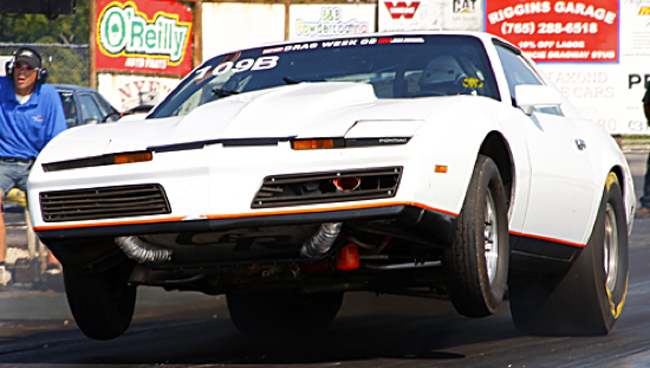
[57, 89, 80, 128]
[495, 44, 595, 246]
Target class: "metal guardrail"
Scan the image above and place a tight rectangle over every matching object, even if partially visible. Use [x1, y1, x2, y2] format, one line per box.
[621, 140, 650, 153]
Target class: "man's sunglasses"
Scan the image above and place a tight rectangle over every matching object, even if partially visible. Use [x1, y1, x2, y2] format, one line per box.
[14, 64, 37, 71]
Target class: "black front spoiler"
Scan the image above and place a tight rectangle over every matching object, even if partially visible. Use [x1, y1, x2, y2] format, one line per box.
[37, 205, 457, 248]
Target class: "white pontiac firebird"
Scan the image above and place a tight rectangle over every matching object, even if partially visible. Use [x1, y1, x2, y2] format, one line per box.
[28, 31, 634, 340]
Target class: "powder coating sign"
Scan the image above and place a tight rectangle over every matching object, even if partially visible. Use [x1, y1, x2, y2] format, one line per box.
[289, 4, 376, 39]
[96, 0, 193, 76]
[485, 0, 618, 63]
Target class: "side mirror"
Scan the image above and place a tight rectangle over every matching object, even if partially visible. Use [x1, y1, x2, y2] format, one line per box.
[84, 118, 99, 125]
[102, 112, 122, 122]
[514, 84, 563, 116]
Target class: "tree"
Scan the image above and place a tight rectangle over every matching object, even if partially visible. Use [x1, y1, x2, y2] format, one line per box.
[0, 0, 89, 44]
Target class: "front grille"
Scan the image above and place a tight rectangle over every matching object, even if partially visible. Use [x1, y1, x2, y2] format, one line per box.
[40, 184, 171, 222]
[252, 167, 402, 208]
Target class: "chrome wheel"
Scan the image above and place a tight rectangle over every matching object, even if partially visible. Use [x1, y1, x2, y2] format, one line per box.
[604, 202, 619, 292]
[485, 190, 499, 285]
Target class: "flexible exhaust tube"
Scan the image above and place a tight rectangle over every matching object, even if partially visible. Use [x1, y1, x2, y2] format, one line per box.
[115, 236, 173, 264]
[300, 222, 343, 258]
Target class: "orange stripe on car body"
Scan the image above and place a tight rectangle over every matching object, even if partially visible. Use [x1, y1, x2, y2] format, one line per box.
[509, 231, 586, 248]
[204, 201, 458, 220]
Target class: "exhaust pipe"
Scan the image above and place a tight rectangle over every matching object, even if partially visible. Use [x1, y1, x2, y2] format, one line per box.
[300, 222, 343, 258]
[115, 236, 173, 264]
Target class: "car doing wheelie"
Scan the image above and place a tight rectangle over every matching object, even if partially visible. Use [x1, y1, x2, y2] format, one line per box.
[28, 31, 634, 340]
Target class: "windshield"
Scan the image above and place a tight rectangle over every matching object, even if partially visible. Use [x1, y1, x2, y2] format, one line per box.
[149, 35, 500, 119]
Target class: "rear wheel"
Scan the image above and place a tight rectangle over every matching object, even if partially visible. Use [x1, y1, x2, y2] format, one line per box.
[63, 268, 136, 340]
[227, 292, 343, 335]
[444, 154, 509, 318]
[509, 172, 628, 335]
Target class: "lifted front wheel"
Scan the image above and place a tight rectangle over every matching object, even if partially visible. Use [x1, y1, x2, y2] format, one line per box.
[64, 268, 136, 340]
[444, 154, 509, 318]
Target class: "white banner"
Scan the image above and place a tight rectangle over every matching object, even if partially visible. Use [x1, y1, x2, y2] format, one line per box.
[201, 3, 286, 60]
[97, 73, 180, 112]
[378, 0, 483, 32]
[0, 56, 11, 76]
[536, 0, 650, 134]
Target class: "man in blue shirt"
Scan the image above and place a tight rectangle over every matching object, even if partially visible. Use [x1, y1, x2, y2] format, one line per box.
[0, 46, 67, 286]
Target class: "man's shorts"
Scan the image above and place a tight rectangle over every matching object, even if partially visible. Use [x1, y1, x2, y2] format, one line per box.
[0, 159, 33, 212]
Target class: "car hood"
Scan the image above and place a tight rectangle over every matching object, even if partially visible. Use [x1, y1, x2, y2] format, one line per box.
[43, 82, 453, 161]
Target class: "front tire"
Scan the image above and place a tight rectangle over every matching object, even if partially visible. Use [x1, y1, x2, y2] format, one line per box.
[444, 154, 509, 318]
[64, 268, 136, 340]
[510, 172, 629, 335]
[227, 292, 343, 335]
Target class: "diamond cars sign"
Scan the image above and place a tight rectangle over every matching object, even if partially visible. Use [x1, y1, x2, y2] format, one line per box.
[96, 0, 193, 76]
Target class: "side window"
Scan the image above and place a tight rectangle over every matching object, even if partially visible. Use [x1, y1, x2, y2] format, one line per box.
[495, 44, 562, 116]
[78, 93, 104, 123]
[95, 94, 119, 122]
[58, 91, 79, 128]
[91, 94, 114, 122]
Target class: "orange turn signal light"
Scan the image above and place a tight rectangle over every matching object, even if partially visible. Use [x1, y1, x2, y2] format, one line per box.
[113, 152, 153, 164]
[291, 139, 335, 150]
[434, 165, 448, 173]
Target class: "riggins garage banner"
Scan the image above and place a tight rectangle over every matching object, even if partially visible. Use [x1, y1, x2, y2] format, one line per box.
[485, 0, 619, 63]
[96, 0, 193, 76]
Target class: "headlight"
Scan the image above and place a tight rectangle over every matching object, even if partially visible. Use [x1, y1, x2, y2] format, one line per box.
[290, 120, 422, 150]
[42, 151, 153, 172]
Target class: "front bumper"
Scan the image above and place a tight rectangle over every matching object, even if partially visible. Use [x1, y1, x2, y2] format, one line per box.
[37, 203, 456, 249]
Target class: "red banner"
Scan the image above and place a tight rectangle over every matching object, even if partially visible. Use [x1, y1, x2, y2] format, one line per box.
[485, 0, 618, 63]
[96, 0, 193, 75]
[383, 1, 421, 19]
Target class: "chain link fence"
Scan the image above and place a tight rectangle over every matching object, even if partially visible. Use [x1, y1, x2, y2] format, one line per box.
[0, 43, 89, 86]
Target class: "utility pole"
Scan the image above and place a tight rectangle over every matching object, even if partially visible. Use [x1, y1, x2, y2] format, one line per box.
[194, 0, 203, 68]
[89, 0, 97, 89]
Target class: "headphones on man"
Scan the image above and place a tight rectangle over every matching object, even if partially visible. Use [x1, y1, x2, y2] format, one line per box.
[5, 46, 49, 83]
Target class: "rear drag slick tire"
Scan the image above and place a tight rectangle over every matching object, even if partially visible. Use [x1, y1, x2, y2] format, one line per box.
[509, 172, 629, 336]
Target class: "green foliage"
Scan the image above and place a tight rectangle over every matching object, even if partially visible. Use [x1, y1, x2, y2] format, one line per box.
[46, 46, 90, 86]
[0, 0, 89, 44]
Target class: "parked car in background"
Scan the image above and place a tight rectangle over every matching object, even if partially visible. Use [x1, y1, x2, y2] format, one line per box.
[119, 91, 158, 121]
[54, 85, 121, 128]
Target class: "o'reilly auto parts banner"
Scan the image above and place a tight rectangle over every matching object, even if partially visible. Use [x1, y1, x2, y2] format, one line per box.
[485, 0, 618, 63]
[96, 0, 193, 76]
